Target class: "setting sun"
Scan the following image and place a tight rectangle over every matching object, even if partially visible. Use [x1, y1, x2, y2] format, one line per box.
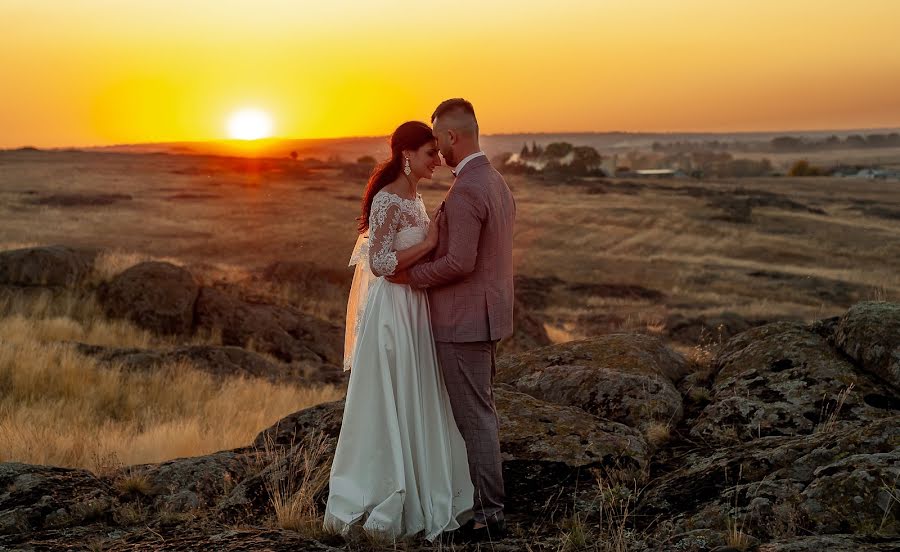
[227, 108, 274, 140]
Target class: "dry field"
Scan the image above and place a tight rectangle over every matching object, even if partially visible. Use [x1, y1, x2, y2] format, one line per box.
[2, 148, 897, 332]
[1, 148, 899, 470]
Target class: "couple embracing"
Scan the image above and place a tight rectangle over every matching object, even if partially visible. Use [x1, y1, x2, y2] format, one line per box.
[323, 98, 516, 543]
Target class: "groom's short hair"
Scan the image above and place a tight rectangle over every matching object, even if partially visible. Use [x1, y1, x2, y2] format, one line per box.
[432, 98, 478, 135]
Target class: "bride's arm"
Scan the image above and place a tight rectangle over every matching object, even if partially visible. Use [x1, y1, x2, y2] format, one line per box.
[392, 212, 441, 273]
[368, 199, 440, 277]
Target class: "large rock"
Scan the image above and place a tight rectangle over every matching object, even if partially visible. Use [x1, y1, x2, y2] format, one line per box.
[122, 450, 257, 513]
[224, 387, 650, 524]
[639, 415, 900, 543]
[100, 262, 199, 336]
[691, 322, 898, 445]
[75, 343, 299, 383]
[194, 286, 343, 365]
[831, 301, 900, 390]
[496, 334, 688, 431]
[0, 463, 113, 535]
[0, 245, 96, 288]
[757, 535, 900, 551]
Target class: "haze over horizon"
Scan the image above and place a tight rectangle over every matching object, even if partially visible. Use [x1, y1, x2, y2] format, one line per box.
[2, 0, 899, 149]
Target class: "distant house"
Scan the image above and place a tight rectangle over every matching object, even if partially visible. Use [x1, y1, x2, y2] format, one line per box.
[634, 169, 679, 178]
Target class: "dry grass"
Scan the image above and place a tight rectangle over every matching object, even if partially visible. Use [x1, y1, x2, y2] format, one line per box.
[257, 431, 331, 538]
[814, 383, 855, 433]
[114, 468, 154, 497]
[642, 422, 672, 449]
[0, 336, 342, 470]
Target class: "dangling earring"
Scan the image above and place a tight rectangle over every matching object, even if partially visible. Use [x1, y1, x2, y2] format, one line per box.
[403, 157, 412, 176]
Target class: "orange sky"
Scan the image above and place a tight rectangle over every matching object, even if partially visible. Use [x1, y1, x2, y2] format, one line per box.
[2, 0, 899, 148]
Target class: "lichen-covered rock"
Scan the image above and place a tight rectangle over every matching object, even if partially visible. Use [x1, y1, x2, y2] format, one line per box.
[75, 343, 297, 383]
[0, 245, 96, 288]
[496, 334, 688, 430]
[800, 448, 900, 534]
[757, 534, 900, 551]
[639, 415, 900, 543]
[497, 333, 689, 383]
[123, 450, 257, 513]
[224, 387, 650, 524]
[194, 286, 342, 364]
[100, 261, 199, 335]
[0, 463, 113, 535]
[830, 301, 900, 390]
[691, 322, 897, 444]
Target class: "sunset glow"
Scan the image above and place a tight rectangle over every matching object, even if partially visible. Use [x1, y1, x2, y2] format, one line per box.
[227, 109, 274, 140]
[1, 0, 899, 148]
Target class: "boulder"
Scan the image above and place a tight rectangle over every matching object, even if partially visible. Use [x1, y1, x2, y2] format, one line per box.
[193, 286, 343, 365]
[122, 450, 257, 513]
[691, 322, 898, 444]
[0, 245, 96, 288]
[831, 301, 900, 390]
[0, 463, 113, 535]
[75, 343, 301, 383]
[496, 334, 688, 431]
[100, 262, 199, 336]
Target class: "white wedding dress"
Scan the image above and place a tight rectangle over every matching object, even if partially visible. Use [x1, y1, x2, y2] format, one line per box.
[323, 189, 474, 541]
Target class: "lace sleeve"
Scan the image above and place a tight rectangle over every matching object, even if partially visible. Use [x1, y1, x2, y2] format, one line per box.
[368, 193, 401, 277]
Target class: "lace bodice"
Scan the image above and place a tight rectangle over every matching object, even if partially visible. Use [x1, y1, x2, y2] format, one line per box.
[367, 190, 430, 277]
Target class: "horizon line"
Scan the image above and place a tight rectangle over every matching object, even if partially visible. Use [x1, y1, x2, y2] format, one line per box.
[5, 125, 900, 151]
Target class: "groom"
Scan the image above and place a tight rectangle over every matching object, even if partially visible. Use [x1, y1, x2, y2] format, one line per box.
[389, 98, 516, 540]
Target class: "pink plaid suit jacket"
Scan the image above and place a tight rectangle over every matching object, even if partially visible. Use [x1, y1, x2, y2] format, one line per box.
[408, 155, 516, 342]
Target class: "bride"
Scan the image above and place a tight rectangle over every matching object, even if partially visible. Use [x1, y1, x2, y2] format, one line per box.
[323, 121, 474, 541]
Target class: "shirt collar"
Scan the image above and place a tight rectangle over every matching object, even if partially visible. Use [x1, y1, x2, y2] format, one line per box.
[451, 151, 486, 177]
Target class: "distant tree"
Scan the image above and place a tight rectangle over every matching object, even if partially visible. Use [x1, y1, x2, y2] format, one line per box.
[845, 134, 866, 148]
[788, 159, 822, 177]
[571, 146, 603, 173]
[357, 155, 377, 165]
[866, 134, 888, 148]
[771, 136, 803, 151]
[544, 142, 574, 159]
[289, 150, 298, 161]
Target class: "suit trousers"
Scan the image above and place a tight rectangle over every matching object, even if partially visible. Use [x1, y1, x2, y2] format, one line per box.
[434, 340, 505, 524]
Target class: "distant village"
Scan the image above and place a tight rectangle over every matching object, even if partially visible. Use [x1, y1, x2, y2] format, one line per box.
[500, 138, 900, 180]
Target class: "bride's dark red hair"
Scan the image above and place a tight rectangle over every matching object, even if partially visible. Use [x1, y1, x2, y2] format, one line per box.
[357, 121, 434, 234]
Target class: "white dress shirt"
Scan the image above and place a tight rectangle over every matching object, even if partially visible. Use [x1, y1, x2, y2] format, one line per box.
[451, 151, 486, 177]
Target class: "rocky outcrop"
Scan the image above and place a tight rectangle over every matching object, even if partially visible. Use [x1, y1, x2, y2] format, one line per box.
[2, 272, 899, 551]
[227, 386, 651, 524]
[99, 261, 199, 335]
[497, 334, 688, 431]
[0, 245, 96, 288]
[639, 415, 900, 543]
[690, 322, 897, 444]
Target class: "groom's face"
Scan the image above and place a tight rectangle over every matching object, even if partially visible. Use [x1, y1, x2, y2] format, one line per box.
[432, 122, 457, 167]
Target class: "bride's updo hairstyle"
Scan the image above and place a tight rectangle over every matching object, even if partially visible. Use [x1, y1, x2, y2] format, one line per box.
[358, 121, 434, 234]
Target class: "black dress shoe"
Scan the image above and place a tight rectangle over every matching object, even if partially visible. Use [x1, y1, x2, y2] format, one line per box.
[438, 519, 475, 544]
[458, 518, 507, 543]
